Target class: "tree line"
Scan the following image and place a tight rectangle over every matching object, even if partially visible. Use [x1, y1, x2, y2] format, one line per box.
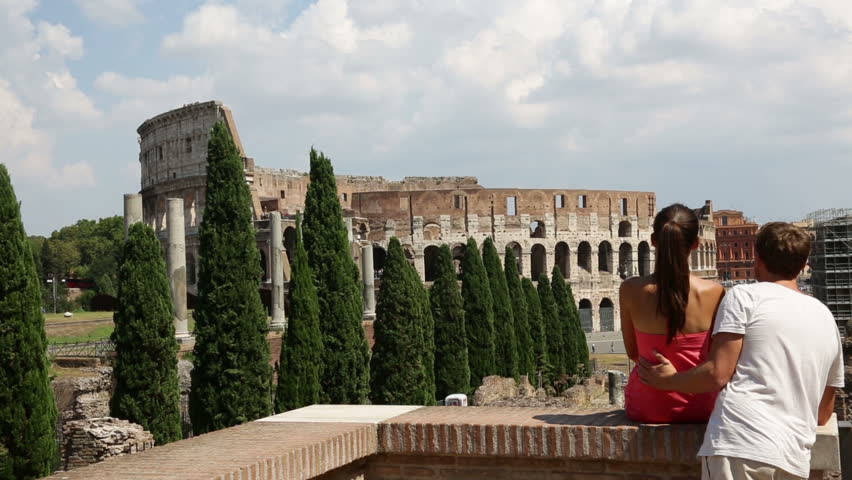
[29, 215, 124, 312]
[0, 122, 588, 478]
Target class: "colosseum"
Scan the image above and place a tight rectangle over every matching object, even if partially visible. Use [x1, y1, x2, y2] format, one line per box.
[135, 101, 718, 334]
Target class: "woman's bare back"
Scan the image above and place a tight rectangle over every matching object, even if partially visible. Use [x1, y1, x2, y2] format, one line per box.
[620, 274, 724, 360]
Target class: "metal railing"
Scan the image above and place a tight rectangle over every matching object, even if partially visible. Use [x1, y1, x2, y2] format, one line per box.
[48, 340, 114, 358]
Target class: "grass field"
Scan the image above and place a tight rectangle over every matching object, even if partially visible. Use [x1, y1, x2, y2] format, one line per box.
[45, 312, 198, 343]
[44, 311, 113, 323]
[48, 325, 115, 344]
[590, 353, 633, 377]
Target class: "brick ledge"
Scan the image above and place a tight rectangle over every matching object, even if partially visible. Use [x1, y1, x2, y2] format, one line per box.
[42, 407, 841, 479]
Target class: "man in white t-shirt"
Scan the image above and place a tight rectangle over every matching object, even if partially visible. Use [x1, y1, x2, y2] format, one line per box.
[639, 222, 845, 480]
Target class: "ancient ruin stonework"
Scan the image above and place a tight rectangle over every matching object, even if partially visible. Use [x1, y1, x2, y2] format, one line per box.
[60, 418, 154, 471]
[135, 101, 718, 332]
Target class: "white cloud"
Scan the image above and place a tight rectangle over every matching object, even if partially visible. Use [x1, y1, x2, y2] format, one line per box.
[94, 72, 215, 124]
[74, 0, 144, 26]
[44, 70, 100, 119]
[0, 1, 99, 200]
[0, 2, 100, 121]
[37, 21, 84, 58]
[0, 78, 95, 188]
[57, 0, 852, 224]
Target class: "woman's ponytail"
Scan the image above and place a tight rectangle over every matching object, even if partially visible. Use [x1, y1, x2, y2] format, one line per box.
[652, 204, 699, 343]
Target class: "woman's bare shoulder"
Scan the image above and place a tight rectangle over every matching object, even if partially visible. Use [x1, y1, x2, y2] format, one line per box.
[691, 277, 725, 299]
[620, 275, 655, 296]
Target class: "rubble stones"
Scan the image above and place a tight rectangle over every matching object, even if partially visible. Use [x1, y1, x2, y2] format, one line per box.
[60, 418, 154, 471]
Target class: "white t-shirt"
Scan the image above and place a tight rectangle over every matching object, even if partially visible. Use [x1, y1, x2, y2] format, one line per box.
[698, 282, 845, 478]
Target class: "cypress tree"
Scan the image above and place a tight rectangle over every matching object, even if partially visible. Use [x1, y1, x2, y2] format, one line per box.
[461, 238, 495, 389]
[551, 267, 578, 377]
[565, 281, 590, 377]
[481, 238, 518, 379]
[189, 122, 272, 435]
[505, 248, 534, 380]
[370, 238, 430, 404]
[275, 216, 322, 413]
[537, 274, 565, 385]
[430, 245, 470, 400]
[0, 165, 57, 479]
[416, 278, 437, 404]
[302, 148, 370, 404]
[521, 278, 549, 380]
[110, 222, 181, 445]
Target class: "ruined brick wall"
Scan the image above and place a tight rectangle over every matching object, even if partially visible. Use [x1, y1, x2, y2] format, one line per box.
[137, 101, 241, 189]
[60, 418, 154, 471]
[350, 188, 659, 332]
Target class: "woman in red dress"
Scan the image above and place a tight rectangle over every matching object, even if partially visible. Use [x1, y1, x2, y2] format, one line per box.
[620, 203, 725, 423]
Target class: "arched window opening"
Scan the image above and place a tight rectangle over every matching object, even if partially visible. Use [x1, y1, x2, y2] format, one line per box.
[618, 220, 632, 238]
[618, 243, 633, 279]
[638, 241, 651, 277]
[423, 223, 441, 241]
[283, 227, 297, 266]
[600, 298, 615, 332]
[424, 245, 440, 282]
[373, 246, 387, 279]
[555, 242, 570, 277]
[451, 244, 466, 277]
[530, 220, 546, 239]
[578, 241, 592, 273]
[531, 244, 547, 279]
[579, 299, 593, 333]
[598, 241, 613, 274]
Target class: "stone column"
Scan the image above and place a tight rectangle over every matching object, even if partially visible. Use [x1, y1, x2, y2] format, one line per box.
[568, 243, 579, 281]
[608, 370, 625, 407]
[361, 245, 376, 320]
[269, 212, 286, 331]
[123, 193, 142, 238]
[167, 199, 191, 340]
[521, 251, 532, 279]
[592, 249, 600, 280]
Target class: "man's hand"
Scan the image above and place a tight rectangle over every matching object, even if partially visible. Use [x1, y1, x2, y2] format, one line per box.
[637, 350, 677, 390]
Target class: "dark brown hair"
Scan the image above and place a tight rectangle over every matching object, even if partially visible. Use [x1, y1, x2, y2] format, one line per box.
[652, 204, 699, 342]
[755, 222, 811, 279]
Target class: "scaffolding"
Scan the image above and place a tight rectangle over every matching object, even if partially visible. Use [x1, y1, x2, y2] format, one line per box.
[807, 209, 852, 326]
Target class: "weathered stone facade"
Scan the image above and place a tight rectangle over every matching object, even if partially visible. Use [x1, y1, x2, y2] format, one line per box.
[135, 101, 718, 333]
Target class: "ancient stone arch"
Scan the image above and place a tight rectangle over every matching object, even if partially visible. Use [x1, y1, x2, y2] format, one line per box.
[555, 242, 570, 278]
[638, 241, 651, 276]
[530, 220, 546, 238]
[618, 220, 632, 238]
[579, 299, 593, 333]
[423, 223, 442, 241]
[598, 241, 614, 274]
[531, 244, 547, 279]
[424, 245, 440, 281]
[599, 298, 615, 332]
[578, 241, 592, 273]
[618, 242, 633, 279]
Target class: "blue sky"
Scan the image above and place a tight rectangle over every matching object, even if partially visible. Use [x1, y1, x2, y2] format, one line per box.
[3, 0, 851, 235]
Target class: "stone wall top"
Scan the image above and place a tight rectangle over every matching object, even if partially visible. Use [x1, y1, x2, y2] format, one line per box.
[136, 100, 223, 136]
[41, 406, 841, 480]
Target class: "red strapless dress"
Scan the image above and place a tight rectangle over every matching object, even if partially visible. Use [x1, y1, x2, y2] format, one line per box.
[625, 330, 718, 424]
